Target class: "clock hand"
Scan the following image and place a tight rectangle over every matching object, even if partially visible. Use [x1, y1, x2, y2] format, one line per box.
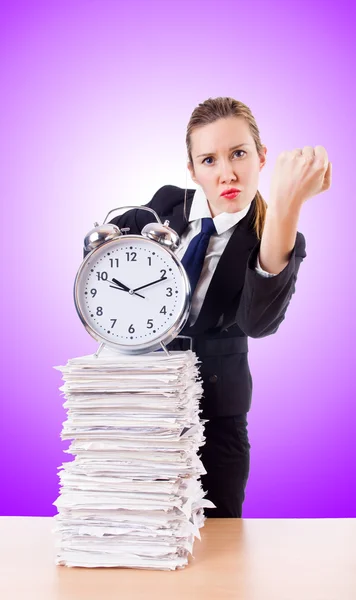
[133, 276, 168, 292]
[112, 277, 130, 291]
[110, 280, 146, 299]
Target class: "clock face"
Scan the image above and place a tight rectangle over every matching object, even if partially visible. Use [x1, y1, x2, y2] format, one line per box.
[75, 235, 190, 351]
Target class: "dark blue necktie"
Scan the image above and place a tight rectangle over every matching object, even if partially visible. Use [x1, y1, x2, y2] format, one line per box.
[181, 217, 216, 296]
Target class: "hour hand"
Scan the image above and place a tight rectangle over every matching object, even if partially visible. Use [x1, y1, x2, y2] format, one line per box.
[110, 278, 145, 299]
[112, 277, 130, 291]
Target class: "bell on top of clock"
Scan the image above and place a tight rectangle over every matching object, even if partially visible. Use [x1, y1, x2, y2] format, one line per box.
[83, 207, 180, 255]
[84, 222, 121, 254]
[141, 220, 180, 251]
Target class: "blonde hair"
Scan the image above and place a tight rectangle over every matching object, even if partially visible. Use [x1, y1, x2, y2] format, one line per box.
[184, 96, 267, 239]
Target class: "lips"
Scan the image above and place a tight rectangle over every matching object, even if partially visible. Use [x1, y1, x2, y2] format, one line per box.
[221, 188, 241, 197]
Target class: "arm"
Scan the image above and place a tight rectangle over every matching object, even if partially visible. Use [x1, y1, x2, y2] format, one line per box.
[257, 205, 302, 275]
[235, 209, 306, 338]
[255, 253, 277, 278]
[253, 205, 300, 277]
[235, 144, 330, 338]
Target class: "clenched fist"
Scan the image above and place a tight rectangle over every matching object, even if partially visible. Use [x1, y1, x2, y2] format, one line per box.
[269, 146, 332, 215]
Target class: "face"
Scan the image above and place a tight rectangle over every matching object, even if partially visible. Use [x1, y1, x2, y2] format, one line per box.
[187, 116, 267, 217]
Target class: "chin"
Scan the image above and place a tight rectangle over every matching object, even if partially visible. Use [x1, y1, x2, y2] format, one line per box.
[224, 201, 244, 213]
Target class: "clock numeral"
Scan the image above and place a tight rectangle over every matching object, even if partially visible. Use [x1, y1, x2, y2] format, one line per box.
[160, 269, 166, 279]
[147, 319, 153, 329]
[128, 324, 135, 333]
[96, 271, 108, 281]
[90, 288, 97, 297]
[109, 258, 119, 268]
[126, 252, 137, 262]
[166, 287, 173, 297]
[96, 306, 103, 316]
[160, 306, 167, 315]
[110, 319, 117, 328]
[148, 256, 152, 266]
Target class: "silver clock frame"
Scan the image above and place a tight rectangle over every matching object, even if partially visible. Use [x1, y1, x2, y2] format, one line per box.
[74, 234, 192, 356]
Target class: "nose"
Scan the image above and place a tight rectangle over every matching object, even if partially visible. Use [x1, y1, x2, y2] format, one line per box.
[219, 160, 237, 184]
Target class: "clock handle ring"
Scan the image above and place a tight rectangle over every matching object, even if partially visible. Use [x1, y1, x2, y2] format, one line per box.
[103, 205, 162, 226]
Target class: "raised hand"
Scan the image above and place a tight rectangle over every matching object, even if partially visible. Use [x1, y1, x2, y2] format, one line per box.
[269, 146, 332, 216]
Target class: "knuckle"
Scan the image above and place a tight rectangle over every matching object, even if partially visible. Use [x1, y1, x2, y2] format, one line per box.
[278, 150, 288, 160]
[315, 159, 326, 171]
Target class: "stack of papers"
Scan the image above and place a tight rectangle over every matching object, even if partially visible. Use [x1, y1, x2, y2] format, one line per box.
[52, 348, 215, 570]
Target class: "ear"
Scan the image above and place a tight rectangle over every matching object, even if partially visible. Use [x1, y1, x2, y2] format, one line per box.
[187, 161, 198, 183]
[259, 145, 267, 171]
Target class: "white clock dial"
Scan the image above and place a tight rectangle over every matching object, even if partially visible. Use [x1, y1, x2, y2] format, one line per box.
[75, 235, 190, 350]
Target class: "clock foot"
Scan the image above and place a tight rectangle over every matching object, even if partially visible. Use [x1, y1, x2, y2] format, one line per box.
[93, 342, 106, 358]
[159, 341, 171, 356]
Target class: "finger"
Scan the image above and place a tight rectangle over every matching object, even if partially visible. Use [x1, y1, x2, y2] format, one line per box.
[314, 145, 329, 168]
[302, 146, 315, 154]
[322, 162, 332, 190]
[301, 146, 316, 161]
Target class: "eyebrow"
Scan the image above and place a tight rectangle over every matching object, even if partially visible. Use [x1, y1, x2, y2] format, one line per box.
[196, 143, 250, 158]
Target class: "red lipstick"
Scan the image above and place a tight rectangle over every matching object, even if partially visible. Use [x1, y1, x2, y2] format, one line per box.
[220, 188, 241, 199]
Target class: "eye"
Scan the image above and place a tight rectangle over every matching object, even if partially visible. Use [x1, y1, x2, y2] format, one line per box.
[233, 150, 246, 158]
[202, 150, 246, 164]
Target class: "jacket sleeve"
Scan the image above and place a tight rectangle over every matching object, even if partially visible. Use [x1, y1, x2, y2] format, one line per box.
[82, 186, 167, 261]
[235, 231, 307, 338]
[255, 253, 277, 277]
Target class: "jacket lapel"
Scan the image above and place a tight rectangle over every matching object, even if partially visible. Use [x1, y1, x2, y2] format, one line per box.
[163, 188, 259, 335]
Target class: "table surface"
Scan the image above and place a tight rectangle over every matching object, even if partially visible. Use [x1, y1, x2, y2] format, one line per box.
[0, 517, 355, 600]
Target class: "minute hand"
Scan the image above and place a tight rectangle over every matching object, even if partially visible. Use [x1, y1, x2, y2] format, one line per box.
[133, 276, 168, 292]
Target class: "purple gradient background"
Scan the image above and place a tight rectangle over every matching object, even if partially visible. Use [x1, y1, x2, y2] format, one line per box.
[1, 0, 355, 518]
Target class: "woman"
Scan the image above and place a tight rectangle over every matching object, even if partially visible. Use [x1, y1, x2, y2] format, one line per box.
[94, 97, 332, 518]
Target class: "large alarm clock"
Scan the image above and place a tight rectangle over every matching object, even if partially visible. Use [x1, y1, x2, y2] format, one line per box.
[74, 206, 192, 356]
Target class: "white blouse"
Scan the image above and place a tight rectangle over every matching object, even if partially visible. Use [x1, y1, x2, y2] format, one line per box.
[174, 186, 276, 327]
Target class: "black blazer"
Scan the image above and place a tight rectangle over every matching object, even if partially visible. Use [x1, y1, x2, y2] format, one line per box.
[84, 185, 307, 417]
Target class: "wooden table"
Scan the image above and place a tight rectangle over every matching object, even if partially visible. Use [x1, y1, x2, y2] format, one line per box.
[0, 517, 355, 599]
